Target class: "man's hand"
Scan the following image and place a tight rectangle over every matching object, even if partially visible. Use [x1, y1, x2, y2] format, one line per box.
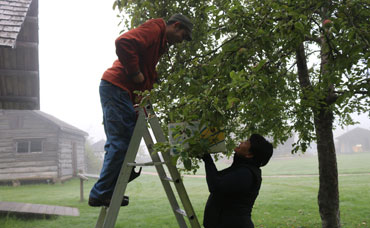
[132, 72, 145, 84]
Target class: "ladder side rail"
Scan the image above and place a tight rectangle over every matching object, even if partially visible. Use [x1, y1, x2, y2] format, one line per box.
[99, 110, 147, 228]
[142, 127, 188, 228]
[95, 207, 107, 228]
[148, 113, 201, 228]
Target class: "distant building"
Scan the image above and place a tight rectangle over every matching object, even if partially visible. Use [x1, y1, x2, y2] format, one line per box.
[0, 110, 88, 184]
[335, 127, 370, 154]
[274, 136, 295, 157]
[272, 134, 317, 156]
[0, 0, 40, 110]
[91, 139, 106, 160]
[90, 139, 151, 163]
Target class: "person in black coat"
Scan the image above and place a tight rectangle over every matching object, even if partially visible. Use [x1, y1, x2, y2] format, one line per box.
[202, 133, 273, 228]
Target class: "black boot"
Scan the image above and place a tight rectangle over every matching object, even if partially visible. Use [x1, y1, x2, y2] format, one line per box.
[88, 196, 129, 207]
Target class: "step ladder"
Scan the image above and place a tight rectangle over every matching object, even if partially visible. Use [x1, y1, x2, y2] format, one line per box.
[95, 103, 201, 228]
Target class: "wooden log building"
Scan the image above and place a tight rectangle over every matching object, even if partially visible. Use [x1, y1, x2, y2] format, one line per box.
[0, 0, 39, 110]
[0, 109, 88, 184]
[335, 127, 370, 154]
[0, 1, 89, 185]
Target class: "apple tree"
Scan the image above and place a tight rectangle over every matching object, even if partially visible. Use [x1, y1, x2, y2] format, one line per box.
[113, 0, 369, 227]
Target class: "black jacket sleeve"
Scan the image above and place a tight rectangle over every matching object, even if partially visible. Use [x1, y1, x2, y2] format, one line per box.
[202, 154, 254, 194]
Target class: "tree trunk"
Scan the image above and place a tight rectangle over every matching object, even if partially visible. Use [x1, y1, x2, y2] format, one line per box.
[296, 42, 341, 228]
[315, 11, 341, 226]
[314, 107, 341, 228]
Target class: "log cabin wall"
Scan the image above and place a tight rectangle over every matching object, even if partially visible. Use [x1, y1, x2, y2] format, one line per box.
[0, 110, 59, 182]
[58, 132, 86, 181]
[0, 0, 39, 110]
[0, 110, 87, 183]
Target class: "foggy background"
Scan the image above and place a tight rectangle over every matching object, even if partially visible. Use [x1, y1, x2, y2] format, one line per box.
[37, 0, 369, 158]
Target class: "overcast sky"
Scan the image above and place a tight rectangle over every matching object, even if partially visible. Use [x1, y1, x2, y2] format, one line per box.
[37, 0, 369, 144]
[39, 0, 121, 142]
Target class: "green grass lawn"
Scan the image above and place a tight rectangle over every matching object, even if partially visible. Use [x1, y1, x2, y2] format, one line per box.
[0, 152, 369, 228]
[262, 152, 370, 176]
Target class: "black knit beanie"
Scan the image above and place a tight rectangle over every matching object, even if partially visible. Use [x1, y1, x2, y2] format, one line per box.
[249, 134, 273, 167]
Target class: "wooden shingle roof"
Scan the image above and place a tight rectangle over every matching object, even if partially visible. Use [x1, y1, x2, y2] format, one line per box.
[1, 109, 89, 136]
[33, 110, 89, 136]
[0, 0, 33, 48]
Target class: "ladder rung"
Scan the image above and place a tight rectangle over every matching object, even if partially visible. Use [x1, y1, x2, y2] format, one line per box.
[161, 176, 180, 183]
[162, 176, 173, 182]
[175, 208, 195, 220]
[175, 208, 187, 217]
[127, 162, 166, 167]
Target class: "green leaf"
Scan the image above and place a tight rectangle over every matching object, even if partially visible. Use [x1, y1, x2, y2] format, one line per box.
[253, 59, 267, 72]
[294, 21, 304, 32]
[183, 158, 192, 170]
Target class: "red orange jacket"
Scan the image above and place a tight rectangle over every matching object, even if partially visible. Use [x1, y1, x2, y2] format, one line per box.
[102, 18, 168, 103]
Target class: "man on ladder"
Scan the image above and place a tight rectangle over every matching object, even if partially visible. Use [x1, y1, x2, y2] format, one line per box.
[88, 13, 193, 208]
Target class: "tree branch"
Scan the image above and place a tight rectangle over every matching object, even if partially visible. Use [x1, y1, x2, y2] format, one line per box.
[335, 90, 369, 95]
[304, 35, 321, 44]
[296, 43, 312, 90]
[184, 36, 238, 63]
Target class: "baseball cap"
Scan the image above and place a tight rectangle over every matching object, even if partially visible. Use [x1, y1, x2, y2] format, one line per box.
[168, 13, 193, 41]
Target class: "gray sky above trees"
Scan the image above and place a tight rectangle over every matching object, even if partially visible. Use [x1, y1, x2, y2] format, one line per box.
[38, 0, 369, 143]
[39, 0, 120, 141]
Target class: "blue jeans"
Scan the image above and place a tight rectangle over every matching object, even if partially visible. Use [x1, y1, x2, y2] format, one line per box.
[89, 80, 136, 199]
